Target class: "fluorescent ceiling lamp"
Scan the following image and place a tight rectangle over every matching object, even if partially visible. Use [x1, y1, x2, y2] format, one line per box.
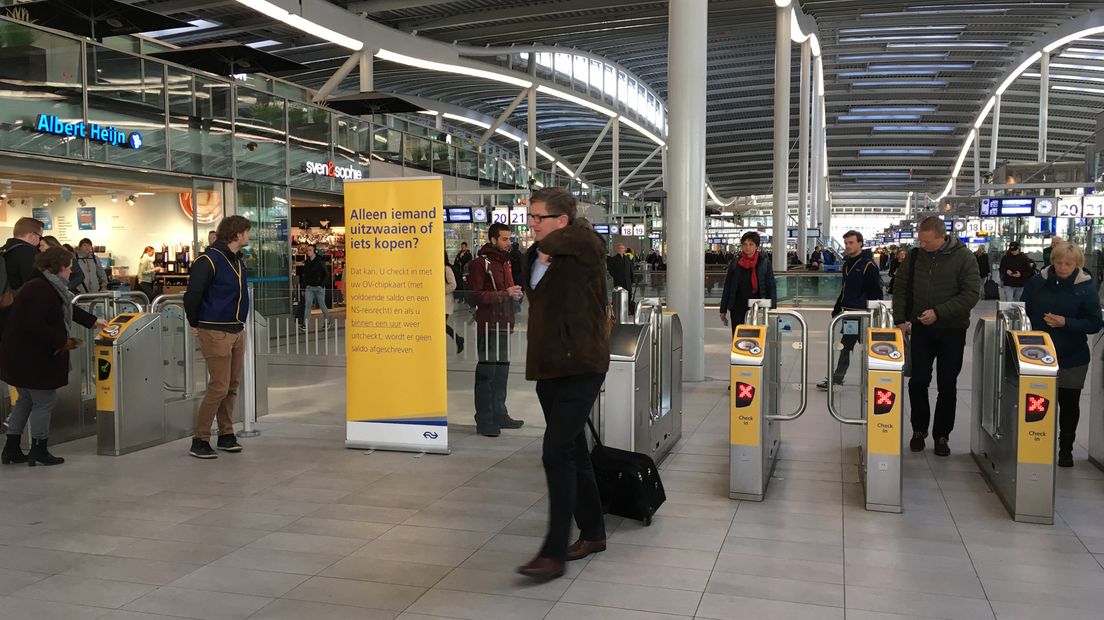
[1044, 25, 1104, 52]
[536, 85, 616, 117]
[1046, 73, 1104, 84]
[872, 125, 954, 132]
[790, 9, 808, 43]
[841, 171, 911, 177]
[868, 63, 973, 70]
[888, 42, 1008, 49]
[936, 179, 954, 202]
[839, 114, 922, 121]
[810, 34, 821, 57]
[1051, 62, 1104, 72]
[996, 51, 1041, 95]
[859, 148, 935, 155]
[232, 0, 363, 50]
[852, 80, 948, 87]
[853, 179, 927, 184]
[377, 49, 531, 88]
[535, 147, 557, 162]
[841, 34, 959, 43]
[974, 96, 996, 128]
[774, 0, 791, 7]
[619, 116, 665, 146]
[1053, 84, 1104, 94]
[864, 8, 1009, 17]
[851, 106, 936, 113]
[246, 39, 282, 49]
[142, 19, 219, 38]
[555, 161, 574, 176]
[442, 112, 490, 130]
[840, 25, 965, 34]
[839, 53, 947, 61]
[951, 130, 975, 177]
[706, 186, 721, 204]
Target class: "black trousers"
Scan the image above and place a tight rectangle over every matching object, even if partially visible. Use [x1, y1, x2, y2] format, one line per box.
[834, 333, 861, 383]
[1057, 387, 1081, 453]
[535, 372, 607, 561]
[908, 324, 967, 439]
[474, 328, 511, 431]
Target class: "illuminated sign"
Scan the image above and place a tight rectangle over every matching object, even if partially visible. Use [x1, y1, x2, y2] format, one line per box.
[303, 160, 362, 180]
[1025, 393, 1049, 423]
[873, 388, 896, 415]
[35, 114, 142, 149]
[733, 382, 756, 408]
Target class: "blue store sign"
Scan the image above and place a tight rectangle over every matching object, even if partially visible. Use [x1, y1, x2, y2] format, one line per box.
[34, 114, 142, 150]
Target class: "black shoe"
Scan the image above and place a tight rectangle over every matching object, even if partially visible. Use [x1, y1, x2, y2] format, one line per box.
[217, 434, 243, 452]
[26, 438, 63, 466]
[1, 434, 27, 465]
[189, 439, 218, 459]
[1058, 450, 1074, 467]
[498, 417, 524, 430]
[456, 336, 465, 355]
[816, 378, 844, 391]
[910, 432, 926, 452]
[933, 437, 950, 457]
[477, 427, 501, 437]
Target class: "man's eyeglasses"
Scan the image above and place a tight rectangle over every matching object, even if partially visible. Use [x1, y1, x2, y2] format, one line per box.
[528, 213, 563, 223]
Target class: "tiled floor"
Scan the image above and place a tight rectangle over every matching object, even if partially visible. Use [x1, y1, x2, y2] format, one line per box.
[1, 307, 1103, 619]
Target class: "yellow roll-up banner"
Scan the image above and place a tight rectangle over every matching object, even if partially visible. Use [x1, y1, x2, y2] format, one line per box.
[343, 178, 447, 453]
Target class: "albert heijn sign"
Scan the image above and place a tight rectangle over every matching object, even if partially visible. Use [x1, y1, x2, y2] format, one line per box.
[35, 114, 143, 150]
[303, 159, 362, 181]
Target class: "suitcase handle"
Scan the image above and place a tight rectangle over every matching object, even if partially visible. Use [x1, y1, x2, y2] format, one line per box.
[586, 417, 604, 449]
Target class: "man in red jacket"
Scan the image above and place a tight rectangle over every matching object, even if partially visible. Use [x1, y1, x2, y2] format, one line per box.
[468, 223, 525, 437]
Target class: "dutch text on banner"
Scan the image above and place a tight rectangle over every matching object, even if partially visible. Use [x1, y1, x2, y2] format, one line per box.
[344, 177, 447, 453]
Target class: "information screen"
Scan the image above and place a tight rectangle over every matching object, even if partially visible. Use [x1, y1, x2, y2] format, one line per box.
[593, 224, 609, 235]
[1018, 335, 1045, 345]
[870, 332, 897, 342]
[1000, 198, 1034, 216]
[443, 207, 472, 223]
[737, 328, 760, 338]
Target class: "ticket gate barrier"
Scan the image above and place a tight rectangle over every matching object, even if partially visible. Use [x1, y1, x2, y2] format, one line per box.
[594, 308, 683, 465]
[729, 307, 808, 501]
[1088, 325, 1104, 471]
[826, 304, 905, 513]
[972, 303, 1059, 524]
[96, 313, 167, 455]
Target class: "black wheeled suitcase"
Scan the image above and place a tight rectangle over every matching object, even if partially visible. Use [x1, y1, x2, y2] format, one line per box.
[586, 419, 665, 525]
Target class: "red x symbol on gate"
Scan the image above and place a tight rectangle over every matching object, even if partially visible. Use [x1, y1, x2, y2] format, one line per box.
[875, 389, 894, 406]
[738, 384, 754, 399]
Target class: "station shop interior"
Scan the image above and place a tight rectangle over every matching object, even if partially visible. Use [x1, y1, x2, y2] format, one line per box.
[2, 1, 1104, 619]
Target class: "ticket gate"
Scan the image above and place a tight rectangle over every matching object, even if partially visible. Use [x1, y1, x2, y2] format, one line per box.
[1086, 327, 1104, 471]
[729, 301, 808, 501]
[972, 303, 1060, 524]
[826, 301, 905, 513]
[96, 313, 167, 455]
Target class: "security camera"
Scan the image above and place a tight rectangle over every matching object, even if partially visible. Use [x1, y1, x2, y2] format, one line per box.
[126, 194, 137, 206]
[77, 197, 87, 207]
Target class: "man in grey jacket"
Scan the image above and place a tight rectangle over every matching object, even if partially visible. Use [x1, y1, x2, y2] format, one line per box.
[892, 216, 980, 457]
[72, 238, 109, 294]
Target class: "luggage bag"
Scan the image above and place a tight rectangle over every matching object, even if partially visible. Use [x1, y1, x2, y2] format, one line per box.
[586, 418, 665, 526]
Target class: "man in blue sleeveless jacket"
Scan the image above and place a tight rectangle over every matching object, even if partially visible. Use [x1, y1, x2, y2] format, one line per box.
[184, 216, 251, 459]
[818, 230, 883, 391]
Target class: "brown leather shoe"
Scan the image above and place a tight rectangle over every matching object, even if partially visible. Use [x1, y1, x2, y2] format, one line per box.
[517, 556, 565, 580]
[566, 538, 607, 561]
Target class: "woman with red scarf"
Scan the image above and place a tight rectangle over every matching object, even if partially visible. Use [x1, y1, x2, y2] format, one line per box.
[719, 231, 777, 334]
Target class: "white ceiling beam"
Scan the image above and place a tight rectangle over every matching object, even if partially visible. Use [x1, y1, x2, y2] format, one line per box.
[476, 88, 531, 148]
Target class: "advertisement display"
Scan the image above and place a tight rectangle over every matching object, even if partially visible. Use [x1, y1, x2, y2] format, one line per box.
[343, 178, 447, 453]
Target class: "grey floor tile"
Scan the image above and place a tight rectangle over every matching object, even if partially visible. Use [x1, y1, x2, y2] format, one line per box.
[123, 586, 272, 620]
[311, 503, 419, 524]
[246, 531, 368, 556]
[0, 544, 94, 574]
[21, 531, 139, 556]
[250, 599, 399, 620]
[210, 547, 344, 576]
[320, 557, 453, 587]
[185, 509, 300, 531]
[8, 573, 154, 608]
[980, 576, 1104, 610]
[545, 601, 691, 620]
[169, 565, 309, 598]
[457, 548, 589, 579]
[990, 600, 1104, 620]
[405, 588, 555, 620]
[578, 558, 711, 591]
[0, 595, 115, 620]
[284, 576, 425, 611]
[434, 566, 569, 600]
[719, 536, 843, 564]
[561, 579, 703, 616]
[96, 611, 195, 620]
[705, 571, 843, 607]
[712, 551, 843, 584]
[695, 593, 844, 620]
[62, 556, 200, 586]
[374, 525, 496, 551]
[596, 542, 719, 571]
[845, 585, 996, 620]
[109, 539, 233, 565]
[350, 539, 476, 567]
[279, 517, 393, 540]
[845, 564, 987, 598]
[0, 567, 51, 595]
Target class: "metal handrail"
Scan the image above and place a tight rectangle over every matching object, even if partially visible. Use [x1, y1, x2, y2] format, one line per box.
[867, 300, 894, 329]
[765, 309, 809, 422]
[150, 293, 195, 399]
[73, 291, 148, 316]
[998, 301, 1031, 332]
[826, 310, 871, 426]
[743, 298, 772, 326]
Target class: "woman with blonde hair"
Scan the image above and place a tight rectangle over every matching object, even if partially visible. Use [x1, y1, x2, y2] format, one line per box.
[1022, 242, 1103, 467]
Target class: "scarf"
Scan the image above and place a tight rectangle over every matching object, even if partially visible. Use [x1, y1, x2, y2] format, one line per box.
[44, 270, 75, 335]
[737, 251, 760, 293]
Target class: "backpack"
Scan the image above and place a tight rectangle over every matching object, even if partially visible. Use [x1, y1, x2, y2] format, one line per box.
[0, 248, 11, 309]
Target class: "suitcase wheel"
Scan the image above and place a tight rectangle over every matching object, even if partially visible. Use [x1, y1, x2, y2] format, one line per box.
[643, 515, 652, 526]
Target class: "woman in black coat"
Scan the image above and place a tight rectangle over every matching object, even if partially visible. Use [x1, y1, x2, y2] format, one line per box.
[719, 231, 777, 334]
[1, 248, 105, 466]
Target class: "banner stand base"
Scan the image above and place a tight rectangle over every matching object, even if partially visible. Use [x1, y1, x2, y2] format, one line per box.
[345, 441, 450, 455]
[346, 421, 449, 455]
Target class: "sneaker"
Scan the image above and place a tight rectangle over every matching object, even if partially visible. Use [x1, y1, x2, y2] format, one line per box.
[298, 324, 307, 332]
[499, 417, 524, 430]
[815, 378, 844, 391]
[1058, 450, 1074, 467]
[189, 439, 217, 459]
[933, 437, 950, 457]
[217, 434, 243, 452]
[909, 432, 926, 452]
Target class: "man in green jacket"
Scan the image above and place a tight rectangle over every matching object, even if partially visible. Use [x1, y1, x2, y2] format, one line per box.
[892, 216, 981, 456]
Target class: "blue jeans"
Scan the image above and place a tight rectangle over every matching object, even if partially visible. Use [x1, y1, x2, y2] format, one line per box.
[1001, 286, 1023, 302]
[7, 387, 57, 440]
[304, 286, 330, 321]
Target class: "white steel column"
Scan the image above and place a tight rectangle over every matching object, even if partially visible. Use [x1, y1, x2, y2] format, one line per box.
[771, 3, 792, 272]
[809, 69, 822, 232]
[989, 95, 1001, 172]
[797, 40, 811, 267]
[359, 51, 373, 92]
[527, 88, 537, 172]
[973, 128, 981, 193]
[667, 0, 707, 381]
[1039, 52, 1050, 163]
[611, 119, 620, 206]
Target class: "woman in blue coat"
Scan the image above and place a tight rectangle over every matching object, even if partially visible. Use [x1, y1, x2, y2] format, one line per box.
[1022, 242, 1103, 467]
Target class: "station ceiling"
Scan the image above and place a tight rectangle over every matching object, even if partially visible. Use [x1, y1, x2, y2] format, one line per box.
[131, 0, 1104, 214]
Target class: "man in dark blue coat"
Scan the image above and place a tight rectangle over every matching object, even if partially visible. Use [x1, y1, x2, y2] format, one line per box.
[819, 230, 883, 390]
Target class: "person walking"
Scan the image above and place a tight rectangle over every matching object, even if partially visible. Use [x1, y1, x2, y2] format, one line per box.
[517, 187, 609, 581]
[999, 242, 1033, 302]
[607, 243, 635, 314]
[444, 252, 464, 354]
[1042, 235, 1063, 268]
[468, 223, 524, 437]
[887, 247, 908, 294]
[975, 245, 991, 297]
[136, 245, 159, 302]
[892, 216, 980, 457]
[1022, 242, 1102, 467]
[299, 244, 330, 331]
[73, 238, 109, 294]
[3, 217, 44, 292]
[183, 216, 251, 459]
[719, 231, 777, 334]
[1, 247, 107, 466]
[818, 230, 882, 390]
